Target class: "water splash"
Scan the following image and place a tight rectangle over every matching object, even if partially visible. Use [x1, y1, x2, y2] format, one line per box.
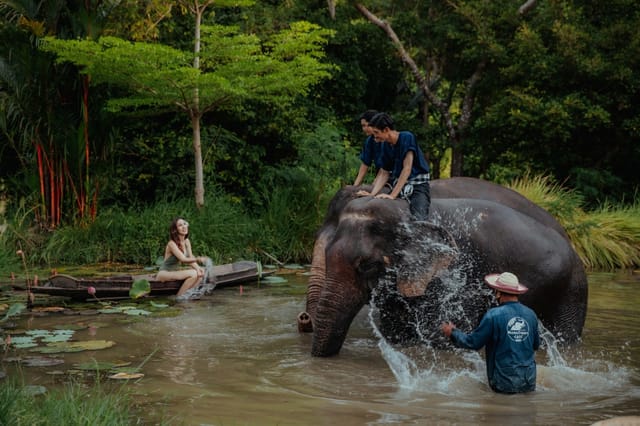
[539, 322, 567, 367]
[368, 260, 632, 398]
[179, 257, 217, 300]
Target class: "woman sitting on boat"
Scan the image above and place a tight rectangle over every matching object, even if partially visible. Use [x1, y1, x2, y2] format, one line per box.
[156, 217, 209, 298]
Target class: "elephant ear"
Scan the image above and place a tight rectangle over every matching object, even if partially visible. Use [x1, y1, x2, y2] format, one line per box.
[395, 222, 458, 298]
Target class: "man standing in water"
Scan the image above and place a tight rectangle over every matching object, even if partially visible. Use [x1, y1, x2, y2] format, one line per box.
[441, 272, 541, 394]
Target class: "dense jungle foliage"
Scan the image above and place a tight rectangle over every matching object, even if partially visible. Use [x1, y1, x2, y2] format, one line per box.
[1, 0, 639, 271]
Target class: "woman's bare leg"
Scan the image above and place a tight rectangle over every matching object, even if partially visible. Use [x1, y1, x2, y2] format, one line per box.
[156, 269, 200, 296]
[177, 272, 200, 296]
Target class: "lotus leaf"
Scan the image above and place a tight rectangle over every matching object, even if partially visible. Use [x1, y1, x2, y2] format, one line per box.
[262, 276, 288, 284]
[108, 372, 144, 380]
[41, 334, 73, 343]
[22, 356, 65, 367]
[130, 279, 151, 299]
[74, 361, 118, 371]
[98, 307, 124, 314]
[283, 263, 304, 269]
[124, 309, 151, 316]
[150, 301, 169, 308]
[30, 339, 115, 353]
[109, 366, 140, 374]
[10, 335, 37, 348]
[25, 329, 51, 337]
[1, 303, 25, 322]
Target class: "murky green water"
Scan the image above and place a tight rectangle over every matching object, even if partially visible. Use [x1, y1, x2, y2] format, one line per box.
[2, 270, 639, 425]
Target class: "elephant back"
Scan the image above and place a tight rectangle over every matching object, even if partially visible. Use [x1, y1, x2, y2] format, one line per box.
[431, 177, 569, 240]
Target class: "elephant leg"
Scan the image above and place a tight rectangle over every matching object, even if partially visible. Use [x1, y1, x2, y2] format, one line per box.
[538, 259, 588, 343]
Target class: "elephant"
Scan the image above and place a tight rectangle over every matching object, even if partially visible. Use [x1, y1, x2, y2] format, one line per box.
[297, 178, 588, 357]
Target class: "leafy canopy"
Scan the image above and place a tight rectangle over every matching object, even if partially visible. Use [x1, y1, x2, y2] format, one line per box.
[40, 21, 336, 114]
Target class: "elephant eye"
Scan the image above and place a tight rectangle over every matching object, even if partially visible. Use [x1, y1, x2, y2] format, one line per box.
[357, 259, 384, 277]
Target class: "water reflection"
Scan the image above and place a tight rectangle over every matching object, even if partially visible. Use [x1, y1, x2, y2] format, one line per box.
[6, 271, 640, 425]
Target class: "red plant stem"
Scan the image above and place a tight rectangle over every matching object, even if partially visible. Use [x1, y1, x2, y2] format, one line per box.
[35, 142, 45, 221]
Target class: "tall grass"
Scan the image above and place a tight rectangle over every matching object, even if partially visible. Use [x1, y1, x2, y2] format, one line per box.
[508, 174, 640, 270]
[38, 191, 262, 266]
[0, 379, 139, 425]
[0, 182, 330, 271]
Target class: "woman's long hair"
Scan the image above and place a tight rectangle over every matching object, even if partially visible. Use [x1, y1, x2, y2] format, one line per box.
[169, 217, 188, 251]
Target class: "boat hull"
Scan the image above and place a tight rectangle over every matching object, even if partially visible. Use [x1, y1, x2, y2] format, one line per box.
[17, 261, 272, 300]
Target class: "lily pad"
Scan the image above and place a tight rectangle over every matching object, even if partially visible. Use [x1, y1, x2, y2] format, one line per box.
[109, 366, 140, 374]
[25, 329, 52, 337]
[124, 308, 151, 316]
[98, 307, 124, 314]
[1, 303, 25, 322]
[21, 356, 65, 367]
[42, 332, 74, 343]
[130, 279, 151, 299]
[10, 336, 38, 348]
[74, 361, 119, 371]
[261, 276, 288, 284]
[108, 372, 144, 380]
[283, 263, 304, 270]
[30, 339, 115, 354]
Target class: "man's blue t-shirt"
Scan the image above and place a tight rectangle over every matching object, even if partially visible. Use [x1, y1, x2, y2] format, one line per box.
[381, 131, 430, 180]
[450, 301, 541, 394]
[359, 135, 391, 170]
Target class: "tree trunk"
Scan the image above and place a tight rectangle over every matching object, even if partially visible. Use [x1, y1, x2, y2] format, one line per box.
[192, 111, 205, 208]
[450, 135, 464, 177]
[190, 1, 207, 208]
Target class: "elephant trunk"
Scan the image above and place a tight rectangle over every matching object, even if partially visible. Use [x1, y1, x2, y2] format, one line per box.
[297, 228, 333, 333]
[311, 274, 367, 357]
[297, 311, 312, 333]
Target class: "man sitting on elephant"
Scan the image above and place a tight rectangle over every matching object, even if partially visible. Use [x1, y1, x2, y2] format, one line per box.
[357, 112, 431, 220]
[441, 272, 541, 394]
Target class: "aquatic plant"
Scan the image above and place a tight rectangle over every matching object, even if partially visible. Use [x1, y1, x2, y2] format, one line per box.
[16, 248, 34, 307]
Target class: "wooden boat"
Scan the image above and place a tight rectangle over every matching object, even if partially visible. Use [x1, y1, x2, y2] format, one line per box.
[15, 260, 273, 301]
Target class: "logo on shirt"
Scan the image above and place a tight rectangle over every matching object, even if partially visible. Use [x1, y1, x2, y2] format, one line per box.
[507, 316, 530, 342]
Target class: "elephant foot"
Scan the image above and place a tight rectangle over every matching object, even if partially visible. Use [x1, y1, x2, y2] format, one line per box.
[297, 311, 313, 333]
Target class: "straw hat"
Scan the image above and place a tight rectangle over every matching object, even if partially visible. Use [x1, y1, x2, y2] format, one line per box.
[484, 272, 529, 295]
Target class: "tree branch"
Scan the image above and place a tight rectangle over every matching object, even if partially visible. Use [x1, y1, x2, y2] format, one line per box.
[518, 0, 537, 15]
[327, 0, 336, 19]
[354, 3, 447, 113]
[458, 60, 486, 134]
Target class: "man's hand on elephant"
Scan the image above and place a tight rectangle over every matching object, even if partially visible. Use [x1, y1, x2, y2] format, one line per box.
[356, 190, 371, 197]
[441, 321, 456, 337]
[375, 193, 395, 200]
